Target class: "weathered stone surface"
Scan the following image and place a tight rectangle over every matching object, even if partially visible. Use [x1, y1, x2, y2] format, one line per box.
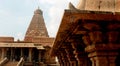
[24, 8, 49, 42]
[77, 0, 120, 12]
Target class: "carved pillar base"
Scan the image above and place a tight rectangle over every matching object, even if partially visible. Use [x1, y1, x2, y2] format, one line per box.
[59, 63, 64, 66]
[89, 54, 117, 66]
[69, 61, 77, 66]
[74, 51, 91, 66]
[95, 56, 108, 66]
[77, 57, 90, 66]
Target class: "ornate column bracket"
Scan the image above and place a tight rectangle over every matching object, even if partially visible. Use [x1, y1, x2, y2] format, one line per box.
[71, 42, 91, 66]
[63, 43, 77, 66]
[59, 49, 70, 66]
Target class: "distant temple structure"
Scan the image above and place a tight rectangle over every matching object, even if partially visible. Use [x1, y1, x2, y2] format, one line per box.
[0, 8, 56, 66]
[51, 0, 120, 66]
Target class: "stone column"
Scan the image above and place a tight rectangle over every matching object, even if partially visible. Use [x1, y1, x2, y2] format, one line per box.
[0, 49, 2, 60]
[38, 50, 41, 62]
[90, 58, 96, 66]
[71, 42, 91, 66]
[92, 53, 117, 66]
[95, 56, 108, 66]
[60, 49, 70, 66]
[28, 48, 32, 62]
[1, 48, 7, 60]
[1, 48, 4, 60]
[57, 53, 64, 66]
[109, 56, 117, 66]
[21, 48, 23, 57]
[75, 51, 91, 66]
[64, 47, 77, 66]
[85, 44, 119, 66]
[10, 48, 13, 61]
[63, 42, 78, 66]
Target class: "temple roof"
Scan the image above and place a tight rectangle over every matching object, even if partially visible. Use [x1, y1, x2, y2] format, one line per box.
[24, 8, 49, 41]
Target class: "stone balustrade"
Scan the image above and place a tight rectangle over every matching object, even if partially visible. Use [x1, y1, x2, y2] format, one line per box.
[0, 57, 9, 66]
[17, 57, 24, 66]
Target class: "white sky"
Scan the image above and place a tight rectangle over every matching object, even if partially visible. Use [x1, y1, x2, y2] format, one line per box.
[0, 0, 79, 40]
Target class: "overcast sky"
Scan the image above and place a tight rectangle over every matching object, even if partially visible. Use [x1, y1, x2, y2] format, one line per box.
[0, 0, 79, 40]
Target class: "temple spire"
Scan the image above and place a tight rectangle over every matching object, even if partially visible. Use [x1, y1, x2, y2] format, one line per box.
[24, 8, 49, 41]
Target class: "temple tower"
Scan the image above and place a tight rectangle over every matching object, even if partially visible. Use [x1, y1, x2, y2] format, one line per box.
[77, 0, 120, 12]
[24, 8, 49, 42]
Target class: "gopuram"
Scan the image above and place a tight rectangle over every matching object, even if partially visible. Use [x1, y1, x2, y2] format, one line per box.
[51, 0, 120, 66]
[0, 8, 56, 66]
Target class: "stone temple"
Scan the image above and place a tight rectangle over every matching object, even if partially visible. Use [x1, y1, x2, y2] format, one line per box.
[51, 0, 120, 66]
[0, 8, 56, 66]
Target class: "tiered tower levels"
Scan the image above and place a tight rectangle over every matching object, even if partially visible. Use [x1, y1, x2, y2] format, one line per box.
[24, 8, 49, 42]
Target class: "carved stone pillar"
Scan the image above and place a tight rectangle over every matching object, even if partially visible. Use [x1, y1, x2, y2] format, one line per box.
[71, 42, 91, 66]
[75, 51, 91, 66]
[28, 48, 32, 62]
[59, 49, 70, 66]
[64, 44, 77, 66]
[108, 56, 116, 66]
[38, 51, 41, 62]
[90, 58, 96, 66]
[85, 23, 120, 66]
[21, 48, 23, 57]
[1, 48, 6, 60]
[90, 53, 117, 66]
[95, 56, 108, 66]
[57, 52, 64, 66]
[1, 48, 4, 60]
[0, 49, 1, 60]
[85, 44, 119, 66]
[10, 48, 13, 61]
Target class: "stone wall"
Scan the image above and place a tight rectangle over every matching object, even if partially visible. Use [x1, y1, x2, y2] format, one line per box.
[77, 0, 120, 12]
[0, 37, 14, 42]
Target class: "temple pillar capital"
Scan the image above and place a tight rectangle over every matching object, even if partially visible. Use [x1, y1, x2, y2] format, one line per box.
[85, 44, 119, 66]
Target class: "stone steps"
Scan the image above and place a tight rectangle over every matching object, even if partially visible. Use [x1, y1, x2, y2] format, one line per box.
[3, 61, 18, 66]
[24, 62, 47, 66]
